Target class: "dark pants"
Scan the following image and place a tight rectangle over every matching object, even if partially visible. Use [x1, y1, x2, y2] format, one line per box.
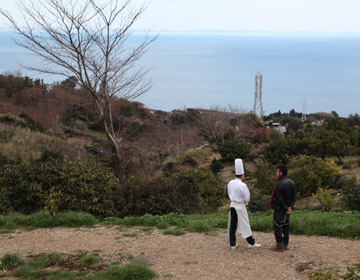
[273, 210, 290, 244]
[229, 207, 255, 246]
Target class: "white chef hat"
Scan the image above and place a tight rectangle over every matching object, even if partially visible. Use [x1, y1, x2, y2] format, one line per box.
[235, 158, 244, 176]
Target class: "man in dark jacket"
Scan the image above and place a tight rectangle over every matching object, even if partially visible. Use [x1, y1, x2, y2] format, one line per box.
[270, 164, 296, 252]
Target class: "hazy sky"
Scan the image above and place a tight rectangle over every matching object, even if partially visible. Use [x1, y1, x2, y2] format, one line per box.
[134, 0, 360, 32]
[1, 0, 360, 33]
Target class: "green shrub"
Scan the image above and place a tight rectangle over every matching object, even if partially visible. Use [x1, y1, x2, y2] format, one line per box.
[342, 161, 353, 170]
[0, 124, 68, 163]
[342, 177, 360, 211]
[123, 169, 223, 216]
[0, 151, 124, 217]
[312, 187, 334, 210]
[342, 261, 360, 279]
[289, 156, 340, 197]
[260, 136, 299, 165]
[247, 189, 271, 212]
[218, 140, 250, 162]
[253, 160, 277, 195]
[308, 269, 338, 280]
[210, 158, 224, 175]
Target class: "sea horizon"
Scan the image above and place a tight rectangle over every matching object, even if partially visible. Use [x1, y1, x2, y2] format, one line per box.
[0, 30, 360, 117]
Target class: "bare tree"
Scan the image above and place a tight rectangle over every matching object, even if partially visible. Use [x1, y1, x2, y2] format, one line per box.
[0, 0, 156, 179]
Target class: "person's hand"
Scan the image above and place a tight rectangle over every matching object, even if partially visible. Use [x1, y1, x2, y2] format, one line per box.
[286, 207, 292, 214]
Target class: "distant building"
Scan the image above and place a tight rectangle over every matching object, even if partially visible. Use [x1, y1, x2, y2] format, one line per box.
[269, 122, 287, 134]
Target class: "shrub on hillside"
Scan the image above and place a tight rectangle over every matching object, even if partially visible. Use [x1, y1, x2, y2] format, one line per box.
[341, 176, 360, 211]
[0, 124, 69, 163]
[0, 151, 123, 217]
[247, 189, 271, 212]
[260, 136, 300, 165]
[218, 140, 250, 162]
[312, 187, 334, 210]
[210, 158, 224, 175]
[253, 160, 277, 195]
[289, 156, 340, 197]
[122, 169, 223, 216]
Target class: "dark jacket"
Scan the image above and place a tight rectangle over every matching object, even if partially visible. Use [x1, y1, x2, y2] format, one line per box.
[273, 176, 296, 212]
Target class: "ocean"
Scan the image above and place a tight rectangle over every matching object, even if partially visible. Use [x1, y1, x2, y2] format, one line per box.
[1, 31, 360, 117]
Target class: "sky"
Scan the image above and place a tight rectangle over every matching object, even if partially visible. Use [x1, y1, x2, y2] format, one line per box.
[132, 0, 360, 33]
[1, 0, 360, 33]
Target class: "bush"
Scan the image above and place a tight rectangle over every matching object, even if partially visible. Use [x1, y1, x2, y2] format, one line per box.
[261, 136, 300, 165]
[218, 140, 250, 162]
[342, 177, 360, 211]
[247, 189, 271, 212]
[289, 156, 340, 197]
[252, 160, 277, 195]
[308, 269, 338, 280]
[312, 187, 334, 210]
[0, 151, 124, 217]
[0, 124, 68, 163]
[210, 158, 224, 175]
[123, 169, 223, 216]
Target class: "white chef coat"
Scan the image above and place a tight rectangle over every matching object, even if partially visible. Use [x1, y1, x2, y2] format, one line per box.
[227, 178, 252, 238]
[227, 178, 250, 206]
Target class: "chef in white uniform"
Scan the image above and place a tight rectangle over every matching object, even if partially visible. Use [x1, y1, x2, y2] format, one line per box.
[227, 158, 261, 249]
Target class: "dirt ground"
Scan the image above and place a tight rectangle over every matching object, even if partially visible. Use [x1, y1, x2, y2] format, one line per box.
[0, 226, 359, 280]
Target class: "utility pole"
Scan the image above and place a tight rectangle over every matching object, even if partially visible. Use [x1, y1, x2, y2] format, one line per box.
[253, 71, 264, 121]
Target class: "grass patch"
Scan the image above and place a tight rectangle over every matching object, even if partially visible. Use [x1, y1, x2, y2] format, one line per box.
[0, 229, 14, 234]
[0, 253, 23, 268]
[72, 251, 99, 265]
[249, 210, 360, 239]
[1, 209, 359, 240]
[88, 264, 156, 280]
[122, 233, 138, 238]
[0, 211, 97, 230]
[118, 252, 134, 261]
[4, 252, 156, 280]
[163, 228, 186, 236]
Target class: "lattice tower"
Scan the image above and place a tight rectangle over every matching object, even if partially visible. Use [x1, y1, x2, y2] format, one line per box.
[253, 71, 263, 121]
[302, 98, 307, 122]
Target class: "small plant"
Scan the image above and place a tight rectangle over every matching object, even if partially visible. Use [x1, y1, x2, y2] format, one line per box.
[0, 253, 22, 268]
[44, 187, 63, 216]
[342, 261, 360, 279]
[0, 260, 5, 276]
[73, 252, 88, 262]
[342, 161, 352, 170]
[83, 255, 98, 265]
[308, 269, 338, 280]
[312, 187, 334, 210]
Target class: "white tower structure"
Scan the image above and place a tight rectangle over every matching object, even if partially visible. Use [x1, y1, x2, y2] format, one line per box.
[253, 71, 263, 121]
[302, 98, 307, 122]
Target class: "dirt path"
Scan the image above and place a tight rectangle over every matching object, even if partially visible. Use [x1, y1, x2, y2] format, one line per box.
[1, 226, 359, 280]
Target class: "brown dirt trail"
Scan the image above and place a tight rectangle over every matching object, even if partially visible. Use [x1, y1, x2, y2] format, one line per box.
[0, 226, 359, 279]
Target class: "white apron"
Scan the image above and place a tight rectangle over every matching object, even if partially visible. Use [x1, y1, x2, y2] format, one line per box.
[227, 203, 252, 239]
